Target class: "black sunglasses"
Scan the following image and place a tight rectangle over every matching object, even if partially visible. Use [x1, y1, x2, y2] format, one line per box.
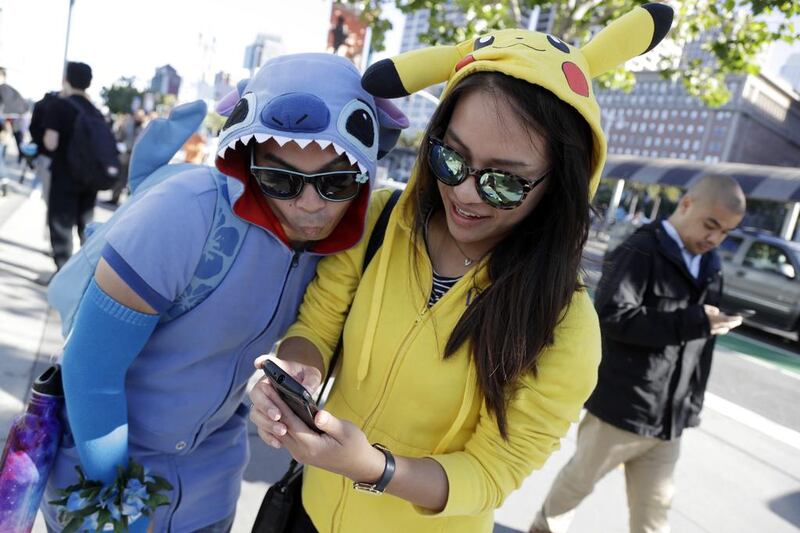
[427, 136, 548, 210]
[249, 149, 365, 202]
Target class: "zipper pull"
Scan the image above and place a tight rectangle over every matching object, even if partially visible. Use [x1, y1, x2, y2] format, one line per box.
[291, 251, 301, 268]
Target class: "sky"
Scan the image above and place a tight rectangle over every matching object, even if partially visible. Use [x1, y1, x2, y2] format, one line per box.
[0, 0, 403, 102]
[0, 0, 796, 104]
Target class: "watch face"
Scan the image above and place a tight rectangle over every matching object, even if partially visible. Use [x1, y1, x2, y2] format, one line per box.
[352, 482, 382, 494]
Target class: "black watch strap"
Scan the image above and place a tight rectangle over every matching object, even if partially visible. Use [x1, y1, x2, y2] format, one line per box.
[353, 443, 396, 494]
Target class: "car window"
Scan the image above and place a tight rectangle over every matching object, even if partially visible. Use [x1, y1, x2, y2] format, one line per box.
[743, 242, 796, 279]
[719, 235, 743, 260]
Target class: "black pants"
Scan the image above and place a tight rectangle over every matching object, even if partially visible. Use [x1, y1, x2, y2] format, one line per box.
[47, 170, 97, 269]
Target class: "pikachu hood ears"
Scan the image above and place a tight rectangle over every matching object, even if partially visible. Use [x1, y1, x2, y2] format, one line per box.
[362, 3, 674, 197]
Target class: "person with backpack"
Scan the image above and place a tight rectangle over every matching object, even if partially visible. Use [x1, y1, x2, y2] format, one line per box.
[40, 53, 407, 532]
[42, 61, 120, 270]
[248, 4, 674, 533]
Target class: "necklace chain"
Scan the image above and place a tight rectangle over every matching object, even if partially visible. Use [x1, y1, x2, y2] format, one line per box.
[450, 235, 477, 267]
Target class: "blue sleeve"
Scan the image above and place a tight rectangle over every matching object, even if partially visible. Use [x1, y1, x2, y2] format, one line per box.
[61, 279, 159, 485]
[102, 173, 216, 307]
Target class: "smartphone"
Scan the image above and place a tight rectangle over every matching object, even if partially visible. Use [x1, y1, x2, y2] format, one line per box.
[731, 309, 756, 319]
[263, 360, 322, 433]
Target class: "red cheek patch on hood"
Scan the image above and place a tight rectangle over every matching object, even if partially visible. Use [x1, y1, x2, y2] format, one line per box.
[456, 55, 476, 72]
[562, 61, 589, 97]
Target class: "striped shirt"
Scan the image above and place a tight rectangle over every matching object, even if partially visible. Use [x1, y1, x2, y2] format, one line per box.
[429, 271, 461, 306]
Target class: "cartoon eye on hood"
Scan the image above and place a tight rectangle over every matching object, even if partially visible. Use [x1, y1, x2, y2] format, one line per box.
[220, 92, 256, 133]
[473, 35, 495, 50]
[338, 99, 378, 163]
[547, 35, 570, 53]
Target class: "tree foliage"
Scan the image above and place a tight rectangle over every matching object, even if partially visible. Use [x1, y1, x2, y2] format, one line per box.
[100, 77, 143, 115]
[342, 0, 799, 107]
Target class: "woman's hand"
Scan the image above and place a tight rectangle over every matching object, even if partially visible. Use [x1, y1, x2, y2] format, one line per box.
[249, 370, 385, 484]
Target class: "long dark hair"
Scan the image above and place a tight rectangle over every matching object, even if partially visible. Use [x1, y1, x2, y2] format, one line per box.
[410, 72, 596, 438]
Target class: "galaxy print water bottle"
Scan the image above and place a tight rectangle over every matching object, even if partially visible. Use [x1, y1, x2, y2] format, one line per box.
[0, 365, 64, 533]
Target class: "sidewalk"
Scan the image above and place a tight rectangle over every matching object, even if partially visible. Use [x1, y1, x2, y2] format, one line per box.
[1, 169, 798, 532]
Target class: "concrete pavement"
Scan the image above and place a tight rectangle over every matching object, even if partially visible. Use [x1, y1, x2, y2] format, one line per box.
[1, 160, 798, 532]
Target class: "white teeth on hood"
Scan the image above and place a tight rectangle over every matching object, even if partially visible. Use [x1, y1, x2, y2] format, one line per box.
[331, 143, 345, 155]
[294, 138, 313, 149]
[240, 134, 254, 145]
[217, 146, 229, 158]
[226, 140, 238, 151]
[317, 139, 332, 149]
[273, 135, 291, 147]
[254, 133, 270, 143]
[345, 153, 357, 165]
[357, 162, 367, 174]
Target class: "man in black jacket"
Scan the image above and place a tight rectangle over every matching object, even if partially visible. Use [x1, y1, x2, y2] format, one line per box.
[531, 174, 746, 533]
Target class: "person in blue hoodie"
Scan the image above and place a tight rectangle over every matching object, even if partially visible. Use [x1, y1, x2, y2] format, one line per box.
[40, 53, 407, 532]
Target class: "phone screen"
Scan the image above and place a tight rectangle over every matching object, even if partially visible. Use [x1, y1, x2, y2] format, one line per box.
[263, 361, 322, 433]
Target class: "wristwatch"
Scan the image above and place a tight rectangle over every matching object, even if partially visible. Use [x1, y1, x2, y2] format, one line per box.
[352, 443, 396, 494]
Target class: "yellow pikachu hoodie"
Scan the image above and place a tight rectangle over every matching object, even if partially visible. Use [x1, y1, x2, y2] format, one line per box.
[285, 4, 673, 532]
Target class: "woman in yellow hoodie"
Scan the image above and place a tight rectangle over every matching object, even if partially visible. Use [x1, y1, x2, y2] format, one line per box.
[250, 4, 673, 532]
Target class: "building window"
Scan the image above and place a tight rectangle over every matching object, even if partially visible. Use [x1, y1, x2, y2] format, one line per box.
[692, 140, 701, 150]
[643, 109, 651, 119]
[654, 137, 662, 146]
[690, 110, 698, 119]
[645, 136, 653, 147]
[682, 139, 690, 149]
[687, 124, 694, 134]
[680, 110, 688, 118]
[657, 123, 665, 134]
[667, 124, 675, 132]
[677, 124, 684, 132]
[661, 110, 669, 119]
[665, 138, 672, 147]
[670, 110, 678, 118]
[701, 111, 708, 118]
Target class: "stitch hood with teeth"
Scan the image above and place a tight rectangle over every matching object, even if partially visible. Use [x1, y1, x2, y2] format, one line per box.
[215, 53, 408, 253]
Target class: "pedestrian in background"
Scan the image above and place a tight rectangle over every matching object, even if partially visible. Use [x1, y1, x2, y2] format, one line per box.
[42, 61, 100, 270]
[530, 174, 747, 533]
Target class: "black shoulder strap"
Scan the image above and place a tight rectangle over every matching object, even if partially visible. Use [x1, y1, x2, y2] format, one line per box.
[320, 188, 402, 398]
[363, 188, 402, 272]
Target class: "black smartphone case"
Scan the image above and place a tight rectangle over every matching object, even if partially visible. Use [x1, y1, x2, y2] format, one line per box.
[263, 361, 322, 433]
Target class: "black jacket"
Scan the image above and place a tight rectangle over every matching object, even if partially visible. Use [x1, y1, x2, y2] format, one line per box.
[586, 221, 722, 440]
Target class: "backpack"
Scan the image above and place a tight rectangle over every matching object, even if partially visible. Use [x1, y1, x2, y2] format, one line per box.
[29, 92, 59, 149]
[48, 165, 250, 337]
[64, 96, 122, 191]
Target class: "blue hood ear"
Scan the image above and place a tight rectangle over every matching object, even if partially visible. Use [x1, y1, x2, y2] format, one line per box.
[375, 97, 409, 159]
[215, 79, 251, 117]
[128, 100, 208, 192]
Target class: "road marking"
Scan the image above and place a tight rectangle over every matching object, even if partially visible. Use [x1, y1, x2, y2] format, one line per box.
[704, 392, 800, 451]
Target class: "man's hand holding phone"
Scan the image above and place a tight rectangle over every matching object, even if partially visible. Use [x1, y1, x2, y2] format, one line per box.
[704, 304, 744, 335]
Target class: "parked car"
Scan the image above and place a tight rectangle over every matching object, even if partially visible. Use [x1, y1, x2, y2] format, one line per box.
[719, 230, 800, 342]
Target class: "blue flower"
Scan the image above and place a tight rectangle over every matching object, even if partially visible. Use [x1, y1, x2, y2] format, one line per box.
[99, 484, 121, 521]
[121, 478, 147, 516]
[66, 491, 90, 512]
[80, 511, 99, 531]
[142, 466, 155, 484]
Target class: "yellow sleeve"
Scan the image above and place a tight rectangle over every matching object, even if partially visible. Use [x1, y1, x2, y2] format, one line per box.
[424, 291, 601, 517]
[284, 188, 395, 375]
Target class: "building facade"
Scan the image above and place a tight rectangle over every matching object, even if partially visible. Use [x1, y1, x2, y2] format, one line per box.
[150, 65, 182, 97]
[597, 71, 800, 168]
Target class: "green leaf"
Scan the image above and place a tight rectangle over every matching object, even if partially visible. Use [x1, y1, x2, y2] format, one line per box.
[147, 493, 171, 508]
[62, 518, 82, 533]
[151, 476, 173, 491]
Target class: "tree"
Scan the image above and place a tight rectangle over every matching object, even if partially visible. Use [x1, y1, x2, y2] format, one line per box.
[100, 77, 143, 115]
[342, 0, 799, 107]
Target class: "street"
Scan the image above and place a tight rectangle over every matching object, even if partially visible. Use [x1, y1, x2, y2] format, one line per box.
[0, 161, 798, 532]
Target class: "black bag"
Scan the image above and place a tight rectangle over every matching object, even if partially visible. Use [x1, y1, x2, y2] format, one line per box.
[251, 189, 401, 533]
[251, 461, 303, 533]
[65, 96, 121, 191]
